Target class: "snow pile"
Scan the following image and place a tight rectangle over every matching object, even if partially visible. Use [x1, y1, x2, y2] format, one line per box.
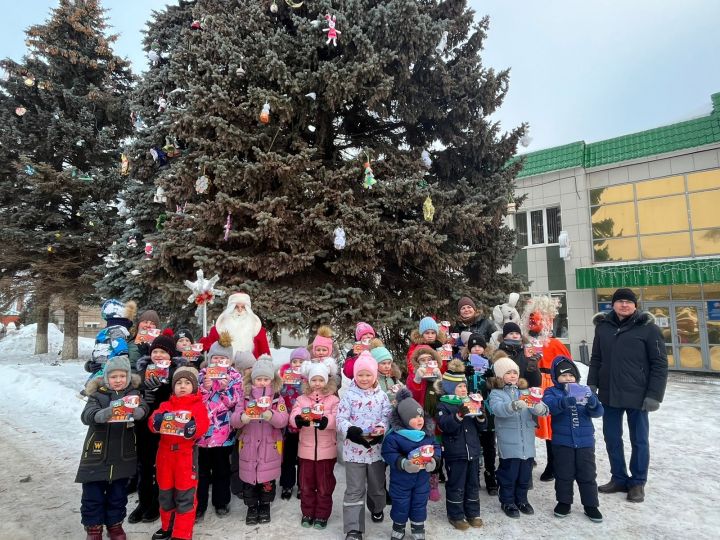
[0, 322, 95, 361]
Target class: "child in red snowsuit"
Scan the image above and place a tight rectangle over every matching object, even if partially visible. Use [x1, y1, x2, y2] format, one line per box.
[148, 366, 210, 540]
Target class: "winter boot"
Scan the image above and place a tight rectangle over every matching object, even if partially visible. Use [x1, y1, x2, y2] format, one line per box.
[501, 503, 520, 518]
[281, 487, 293, 500]
[484, 470, 498, 496]
[313, 518, 328, 529]
[467, 516, 484, 528]
[245, 505, 259, 526]
[151, 528, 172, 540]
[584, 506, 603, 522]
[391, 522, 406, 540]
[449, 519, 470, 530]
[553, 502, 571, 517]
[410, 521, 426, 540]
[371, 511, 384, 523]
[301, 515, 313, 528]
[258, 503, 271, 524]
[627, 485, 645, 503]
[106, 522, 127, 540]
[429, 474, 441, 502]
[126, 476, 138, 495]
[517, 502, 534, 515]
[539, 467, 554, 482]
[345, 531, 363, 540]
[142, 508, 160, 522]
[127, 504, 145, 524]
[84, 525, 103, 540]
[215, 504, 230, 517]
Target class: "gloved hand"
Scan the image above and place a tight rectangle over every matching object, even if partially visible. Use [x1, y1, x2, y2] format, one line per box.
[642, 397, 660, 412]
[401, 459, 422, 473]
[144, 390, 156, 405]
[511, 400, 528, 411]
[414, 367, 426, 384]
[465, 364, 475, 379]
[561, 396, 577, 407]
[458, 404, 470, 417]
[132, 407, 146, 421]
[589, 385, 598, 395]
[240, 413, 252, 425]
[425, 459, 437, 473]
[369, 435, 384, 446]
[432, 367, 442, 378]
[295, 415, 311, 428]
[316, 416, 329, 430]
[346, 426, 372, 448]
[93, 407, 113, 423]
[153, 413, 163, 432]
[261, 410, 273, 421]
[144, 375, 163, 391]
[587, 393, 600, 409]
[532, 402, 548, 416]
[526, 353, 541, 372]
[85, 359, 103, 374]
[183, 418, 197, 439]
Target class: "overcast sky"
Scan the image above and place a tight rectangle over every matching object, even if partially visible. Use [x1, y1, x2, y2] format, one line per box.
[3, 1, 720, 152]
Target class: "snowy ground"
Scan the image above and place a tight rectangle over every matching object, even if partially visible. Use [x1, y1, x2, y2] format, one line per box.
[0, 332, 718, 539]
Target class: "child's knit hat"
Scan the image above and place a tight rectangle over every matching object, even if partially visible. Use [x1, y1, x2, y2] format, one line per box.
[553, 356, 581, 382]
[467, 333, 486, 350]
[441, 359, 466, 394]
[172, 366, 199, 393]
[290, 347, 311, 362]
[138, 309, 160, 326]
[103, 355, 131, 388]
[251, 358, 275, 382]
[307, 362, 329, 384]
[502, 322, 522, 337]
[312, 325, 334, 353]
[396, 388, 424, 428]
[353, 350, 377, 382]
[234, 350, 256, 371]
[493, 357, 519, 381]
[370, 346, 392, 363]
[175, 328, 194, 344]
[208, 331, 233, 360]
[418, 317, 439, 334]
[355, 322, 375, 341]
[150, 335, 177, 357]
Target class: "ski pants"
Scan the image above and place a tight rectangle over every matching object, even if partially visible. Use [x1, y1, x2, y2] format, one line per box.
[156, 444, 198, 540]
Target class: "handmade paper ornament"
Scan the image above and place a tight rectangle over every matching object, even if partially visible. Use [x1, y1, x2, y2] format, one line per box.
[154, 186, 167, 204]
[132, 113, 147, 131]
[176, 202, 188, 214]
[127, 236, 138, 249]
[259, 102, 270, 124]
[190, 20, 202, 30]
[163, 137, 180, 158]
[236, 65, 245, 77]
[157, 96, 168, 113]
[196, 172, 209, 194]
[305, 92, 317, 100]
[270, 0, 278, 13]
[105, 250, 119, 268]
[333, 227, 346, 250]
[148, 50, 160, 65]
[23, 76, 35, 87]
[25, 165, 35, 176]
[363, 160, 376, 189]
[421, 150, 432, 169]
[323, 14, 341, 46]
[120, 153, 130, 176]
[436, 31, 449, 55]
[423, 196, 435, 222]
[223, 213, 232, 241]
[130, 269, 141, 276]
[144, 242, 153, 259]
[15, 107, 27, 116]
[150, 147, 168, 166]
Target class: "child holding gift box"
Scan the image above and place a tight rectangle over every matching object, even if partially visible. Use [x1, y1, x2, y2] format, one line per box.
[195, 335, 243, 520]
[337, 351, 392, 540]
[77, 355, 148, 540]
[289, 363, 340, 529]
[542, 356, 604, 523]
[435, 360, 487, 530]
[382, 388, 441, 540]
[148, 366, 209, 540]
[230, 356, 289, 525]
[342, 321, 377, 380]
[488, 356, 549, 519]
[279, 347, 311, 500]
[370, 340, 404, 406]
[301, 325, 340, 386]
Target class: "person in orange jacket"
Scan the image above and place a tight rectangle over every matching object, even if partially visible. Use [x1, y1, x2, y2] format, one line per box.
[148, 366, 210, 540]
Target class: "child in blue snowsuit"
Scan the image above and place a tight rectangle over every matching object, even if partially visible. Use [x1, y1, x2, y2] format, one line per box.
[382, 388, 441, 540]
[542, 356, 604, 523]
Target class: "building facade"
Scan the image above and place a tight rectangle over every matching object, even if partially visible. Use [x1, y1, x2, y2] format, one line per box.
[512, 91, 720, 372]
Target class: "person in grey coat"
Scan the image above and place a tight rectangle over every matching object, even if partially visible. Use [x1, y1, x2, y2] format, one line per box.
[488, 356, 549, 519]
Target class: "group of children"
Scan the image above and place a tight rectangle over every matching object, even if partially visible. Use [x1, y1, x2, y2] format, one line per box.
[78, 312, 605, 540]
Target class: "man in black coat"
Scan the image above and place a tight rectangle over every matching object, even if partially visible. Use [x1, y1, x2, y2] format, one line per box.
[588, 288, 668, 504]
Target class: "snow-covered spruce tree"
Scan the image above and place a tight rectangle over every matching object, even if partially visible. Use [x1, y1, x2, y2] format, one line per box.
[0, 0, 133, 358]
[134, 0, 525, 347]
[96, 0, 196, 327]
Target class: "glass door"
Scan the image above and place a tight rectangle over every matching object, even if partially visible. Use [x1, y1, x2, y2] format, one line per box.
[673, 302, 708, 370]
[644, 304, 674, 369]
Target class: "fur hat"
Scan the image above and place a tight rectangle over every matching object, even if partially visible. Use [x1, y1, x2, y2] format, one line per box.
[410, 345, 441, 368]
[312, 325, 334, 353]
[150, 335, 177, 358]
[457, 296, 476, 311]
[355, 322, 375, 341]
[395, 388, 424, 428]
[612, 288, 637, 306]
[441, 359, 466, 394]
[175, 328, 194, 344]
[208, 331, 233, 360]
[290, 347, 311, 362]
[353, 350, 377, 382]
[553, 356, 581, 382]
[418, 317, 438, 334]
[138, 309, 160, 326]
[307, 362, 330, 384]
[493, 357, 519, 381]
[467, 333, 486, 350]
[502, 322, 522, 337]
[172, 366, 199, 393]
[234, 350, 256, 371]
[251, 358, 275, 382]
[103, 355, 131, 388]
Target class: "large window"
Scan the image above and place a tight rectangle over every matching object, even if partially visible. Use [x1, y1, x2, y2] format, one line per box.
[590, 168, 720, 262]
[516, 206, 561, 248]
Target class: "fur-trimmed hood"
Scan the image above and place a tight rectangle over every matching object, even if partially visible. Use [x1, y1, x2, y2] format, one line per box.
[592, 310, 656, 327]
[490, 377, 528, 390]
[301, 376, 338, 397]
[378, 362, 403, 380]
[243, 370, 283, 395]
[84, 373, 142, 395]
[409, 345, 442, 370]
[409, 329, 447, 346]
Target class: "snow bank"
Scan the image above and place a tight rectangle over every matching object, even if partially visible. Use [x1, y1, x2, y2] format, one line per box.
[0, 322, 94, 361]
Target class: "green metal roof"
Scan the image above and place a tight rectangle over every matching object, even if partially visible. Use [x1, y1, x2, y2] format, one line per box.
[516, 92, 720, 178]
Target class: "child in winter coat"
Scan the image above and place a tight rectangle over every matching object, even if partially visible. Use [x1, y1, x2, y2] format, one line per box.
[196, 337, 243, 519]
[229, 349, 259, 499]
[435, 360, 487, 530]
[148, 366, 210, 540]
[77, 355, 148, 540]
[382, 388, 441, 540]
[405, 317, 446, 366]
[370, 340, 404, 406]
[343, 321, 377, 380]
[279, 346, 311, 499]
[542, 356, 604, 523]
[289, 363, 340, 529]
[497, 322, 542, 388]
[131, 334, 187, 524]
[488, 356, 549, 518]
[302, 325, 340, 385]
[230, 356, 289, 525]
[337, 351, 392, 540]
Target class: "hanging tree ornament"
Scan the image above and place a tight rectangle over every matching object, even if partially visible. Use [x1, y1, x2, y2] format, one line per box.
[305, 92, 317, 100]
[183, 269, 224, 334]
[163, 136, 181, 158]
[285, 0, 304, 7]
[423, 196, 435, 222]
[144, 242, 153, 260]
[223, 212, 232, 241]
[421, 150, 432, 169]
[154, 185, 167, 203]
[190, 19, 202, 30]
[15, 106, 27, 117]
[323, 14, 341, 47]
[362, 155, 377, 189]
[23, 76, 35, 87]
[259, 102, 270, 124]
[157, 96, 168, 113]
[150, 147, 168, 166]
[269, 0, 278, 13]
[25, 165, 35, 176]
[120, 153, 130, 176]
[333, 227, 346, 250]
[436, 31, 449, 55]
[156, 213, 167, 231]
[196, 167, 209, 194]
[127, 236, 138, 249]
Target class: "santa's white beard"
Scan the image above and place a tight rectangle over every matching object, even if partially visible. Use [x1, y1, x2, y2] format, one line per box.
[216, 309, 261, 354]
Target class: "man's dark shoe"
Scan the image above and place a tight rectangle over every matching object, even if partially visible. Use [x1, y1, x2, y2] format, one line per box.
[627, 485, 645, 503]
[598, 480, 628, 494]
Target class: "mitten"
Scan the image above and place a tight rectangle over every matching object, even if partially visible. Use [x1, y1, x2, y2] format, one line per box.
[261, 410, 273, 421]
[132, 407, 146, 421]
[369, 434, 384, 446]
[511, 400, 528, 411]
[458, 404, 470, 417]
[93, 407, 113, 423]
[465, 363, 475, 379]
[183, 418, 197, 438]
[526, 353, 541, 372]
[346, 426, 372, 448]
[589, 384, 598, 395]
[316, 416, 329, 430]
[642, 397, 660, 412]
[561, 396, 577, 407]
[144, 375, 163, 391]
[240, 413, 251, 425]
[401, 459, 422, 473]
[295, 415, 311, 428]
[152, 413, 163, 432]
[413, 367, 425, 384]
[432, 367, 442, 378]
[85, 359, 103, 374]
[143, 390, 156, 405]
[587, 393, 600, 409]
[532, 401, 549, 416]
[425, 458, 437, 473]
